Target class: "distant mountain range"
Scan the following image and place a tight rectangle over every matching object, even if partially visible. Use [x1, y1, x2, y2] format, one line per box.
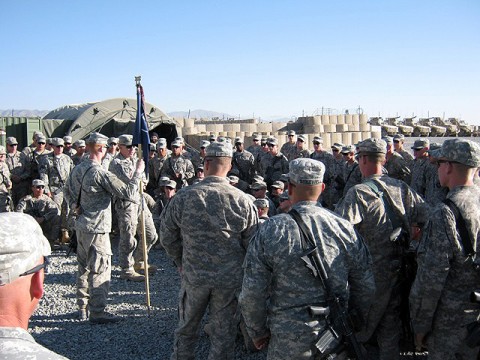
[1, 108, 291, 122]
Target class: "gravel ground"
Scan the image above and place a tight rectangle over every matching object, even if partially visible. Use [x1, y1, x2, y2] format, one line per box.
[29, 239, 268, 360]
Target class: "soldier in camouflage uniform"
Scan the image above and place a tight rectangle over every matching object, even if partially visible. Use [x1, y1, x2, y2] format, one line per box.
[393, 134, 413, 165]
[160, 139, 194, 190]
[340, 145, 362, 196]
[253, 198, 269, 224]
[280, 130, 297, 161]
[310, 136, 336, 208]
[16, 179, 61, 246]
[250, 181, 277, 217]
[71, 140, 87, 166]
[410, 138, 433, 198]
[64, 132, 144, 323]
[292, 134, 311, 159]
[335, 138, 427, 360]
[232, 137, 256, 184]
[160, 141, 258, 360]
[63, 136, 77, 158]
[151, 139, 169, 190]
[423, 143, 448, 205]
[240, 158, 375, 359]
[0, 212, 66, 359]
[264, 138, 289, 190]
[109, 135, 151, 281]
[21, 131, 42, 157]
[101, 137, 118, 170]
[24, 134, 50, 182]
[246, 134, 262, 160]
[5, 137, 30, 207]
[255, 138, 271, 177]
[0, 146, 13, 212]
[410, 139, 480, 359]
[383, 136, 411, 184]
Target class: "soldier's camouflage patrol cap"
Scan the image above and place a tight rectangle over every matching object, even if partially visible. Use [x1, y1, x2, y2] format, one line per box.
[200, 140, 210, 148]
[171, 139, 182, 147]
[33, 131, 43, 138]
[252, 174, 264, 183]
[165, 180, 177, 189]
[331, 143, 343, 151]
[253, 198, 269, 208]
[271, 181, 284, 190]
[36, 135, 46, 144]
[250, 181, 267, 190]
[75, 139, 86, 147]
[431, 139, 480, 168]
[429, 142, 442, 151]
[341, 145, 356, 154]
[85, 133, 107, 145]
[411, 138, 429, 150]
[156, 140, 167, 149]
[313, 136, 323, 144]
[0, 145, 6, 154]
[393, 134, 405, 141]
[52, 137, 64, 146]
[279, 173, 289, 182]
[6, 137, 18, 145]
[158, 176, 170, 186]
[288, 130, 296, 135]
[63, 136, 73, 144]
[46, 138, 53, 145]
[209, 134, 216, 141]
[118, 134, 133, 146]
[205, 141, 233, 158]
[0, 213, 51, 286]
[357, 138, 387, 154]
[234, 137, 243, 144]
[288, 158, 325, 185]
[175, 137, 185, 144]
[149, 144, 156, 151]
[297, 134, 306, 142]
[32, 179, 45, 187]
[253, 134, 261, 141]
[267, 137, 278, 146]
[382, 136, 393, 144]
[107, 137, 119, 145]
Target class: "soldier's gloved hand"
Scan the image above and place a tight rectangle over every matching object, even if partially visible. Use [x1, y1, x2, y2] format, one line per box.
[135, 159, 145, 174]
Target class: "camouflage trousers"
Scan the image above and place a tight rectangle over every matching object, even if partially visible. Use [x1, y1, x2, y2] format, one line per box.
[356, 282, 401, 360]
[40, 214, 61, 243]
[427, 302, 479, 360]
[115, 200, 139, 271]
[267, 326, 322, 360]
[76, 231, 112, 313]
[51, 190, 69, 231]
[133, 204, 158, 263]
[171, 281, 241, 360]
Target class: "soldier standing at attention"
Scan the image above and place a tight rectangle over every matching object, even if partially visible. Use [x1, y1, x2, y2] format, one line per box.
[160, 139, 195, 190]
[109, 135, 147, 281]
[335, 138, 426, 360]
[410, 138, 432, 198]
[25, 134, 50, 182]
[71, 140, 87, 166]
[240, 158, 375, 359]
[0, 212, 67, 359]
[280, 130, 297, 161]
[63, 136, 77, 158]
[410, 139, 480, 359]
[393, 134, 413, 165]
[383, 136, 411, 184]
[160, 141, 258, 360]
[5, 137, 30, 207]
[0, 145, 13, 213]
[64, 132, 144, 323]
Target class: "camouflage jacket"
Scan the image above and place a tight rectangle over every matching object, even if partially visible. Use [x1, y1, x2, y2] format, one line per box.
[151, 154, 170, 185]
[335, 174, 427, 287]
[24, 149, 50, 180]
[246, 144, 262, 160]
[65, 159, 140, 233]
[410, 157, 431, 197]
[0, 162, 12, 194]
[160, 176, 258, 287]
[6, 151, 29, 181]
[342, 161, 362, 196]
[101, 151, 116, 170]
[263, 153, 289, 186]
[410, 185, 480, 333]
[424, 162, 448, 205]
[310, 151, 335, 184]
[280, 142, 297, 162]
[232, 150, 256, 184]
[160, 155, 194, 187]
[385, 151, 411, 184]
[396, 149, 414, 165]
[39, 153, 74, 194]
[16, 194, 59, 221]
[239, 201, 375, 339]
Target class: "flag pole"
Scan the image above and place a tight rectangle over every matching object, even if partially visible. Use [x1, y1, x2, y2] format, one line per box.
[135, 76, 151, 316]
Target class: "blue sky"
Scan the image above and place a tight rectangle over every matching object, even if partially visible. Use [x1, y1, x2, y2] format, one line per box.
[1, 0, 479, 124]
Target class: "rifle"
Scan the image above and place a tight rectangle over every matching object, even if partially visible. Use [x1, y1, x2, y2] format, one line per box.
[289, 209, 366, 360]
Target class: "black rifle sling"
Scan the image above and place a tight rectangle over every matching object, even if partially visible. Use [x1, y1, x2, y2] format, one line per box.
[443, 198, 475, 257]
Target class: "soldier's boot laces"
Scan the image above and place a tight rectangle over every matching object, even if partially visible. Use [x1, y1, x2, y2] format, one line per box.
[89, 311, 122, 325]
[119, 270, 145, 282]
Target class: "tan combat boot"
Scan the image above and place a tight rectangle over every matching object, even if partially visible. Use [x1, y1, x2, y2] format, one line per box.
[119, 269, 145, 282]
[134, 261, 158, 275]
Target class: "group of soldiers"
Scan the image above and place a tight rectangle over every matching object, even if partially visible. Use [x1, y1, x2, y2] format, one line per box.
[1, 128, 479, 359]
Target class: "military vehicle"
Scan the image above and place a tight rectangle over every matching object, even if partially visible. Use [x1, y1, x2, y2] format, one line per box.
[449, 118, 474, 137]
[385, 116, 413, 136]
[403, 116, 430, 137]
[418, 117, 446, 137]
[368, 117, 398, 137]
[431, 117, 459, 137]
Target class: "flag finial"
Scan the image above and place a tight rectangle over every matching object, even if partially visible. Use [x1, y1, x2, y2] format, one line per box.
[135, 76, 142, 86]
